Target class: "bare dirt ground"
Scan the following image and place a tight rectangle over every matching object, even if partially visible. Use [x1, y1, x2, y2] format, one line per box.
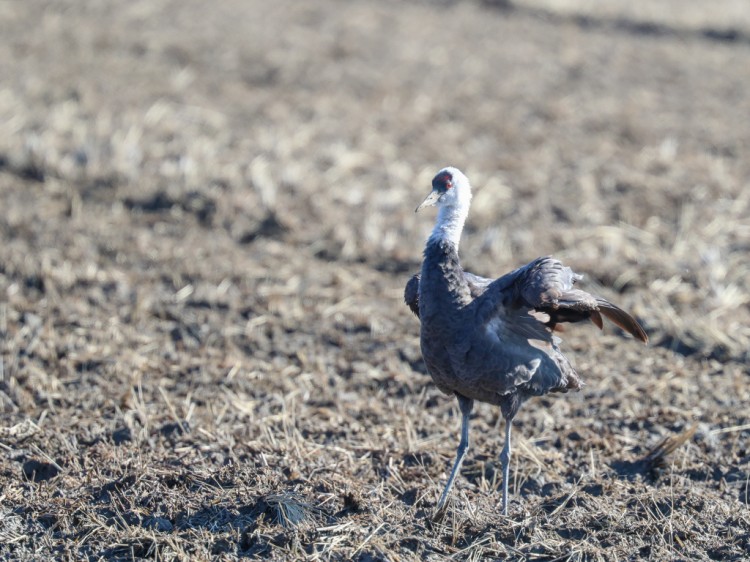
[1, 0, 749, 560]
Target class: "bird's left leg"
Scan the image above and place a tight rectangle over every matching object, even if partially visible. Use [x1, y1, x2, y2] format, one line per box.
[433, 394, 474, 520]
[499, 417, 513, 516]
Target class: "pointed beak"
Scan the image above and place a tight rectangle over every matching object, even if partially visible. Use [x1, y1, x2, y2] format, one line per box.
[415, 189, 441, 213]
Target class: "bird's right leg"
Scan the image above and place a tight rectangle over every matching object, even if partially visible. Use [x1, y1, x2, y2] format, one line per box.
[499, 417, 513, 516]
[433, 394, 474, 520]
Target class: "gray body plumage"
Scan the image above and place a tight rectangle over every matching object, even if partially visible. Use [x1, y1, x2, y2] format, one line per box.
[406, 167, 647, 518]
[411, 240, 583, 419]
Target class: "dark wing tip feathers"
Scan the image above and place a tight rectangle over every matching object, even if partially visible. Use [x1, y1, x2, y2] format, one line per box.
[595, 298, 649, 343]
[590, 310, 604, 330]
[543, 294, 648, 343]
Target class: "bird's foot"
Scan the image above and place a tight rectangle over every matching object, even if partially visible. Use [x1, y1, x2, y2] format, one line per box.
[500, 493, 510, 517]
[431, 500, 449, 523]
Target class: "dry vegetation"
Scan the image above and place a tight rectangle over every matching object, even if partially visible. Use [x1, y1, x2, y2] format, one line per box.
[1, 0, 749, 560]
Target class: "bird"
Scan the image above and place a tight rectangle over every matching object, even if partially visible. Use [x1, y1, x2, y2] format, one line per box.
[405, 167, 648, 519]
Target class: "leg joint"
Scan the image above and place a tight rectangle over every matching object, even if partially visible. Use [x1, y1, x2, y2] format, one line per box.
[499, 448, 510, 465]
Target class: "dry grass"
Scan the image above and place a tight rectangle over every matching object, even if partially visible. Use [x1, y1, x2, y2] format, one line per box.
[1, 0, 749, 560]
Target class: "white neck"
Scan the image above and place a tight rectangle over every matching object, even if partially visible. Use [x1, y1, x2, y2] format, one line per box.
[428, 203, 468, 248]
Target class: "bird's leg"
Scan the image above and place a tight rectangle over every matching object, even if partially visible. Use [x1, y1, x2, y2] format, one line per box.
[499, 417, 513, 516]
[433, 395, 474, 520]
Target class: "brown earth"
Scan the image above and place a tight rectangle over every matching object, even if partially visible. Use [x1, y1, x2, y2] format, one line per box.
[1, 0, 749, 560]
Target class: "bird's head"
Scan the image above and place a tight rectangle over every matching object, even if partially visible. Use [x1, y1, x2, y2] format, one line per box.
[415, 167, 472, 213]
